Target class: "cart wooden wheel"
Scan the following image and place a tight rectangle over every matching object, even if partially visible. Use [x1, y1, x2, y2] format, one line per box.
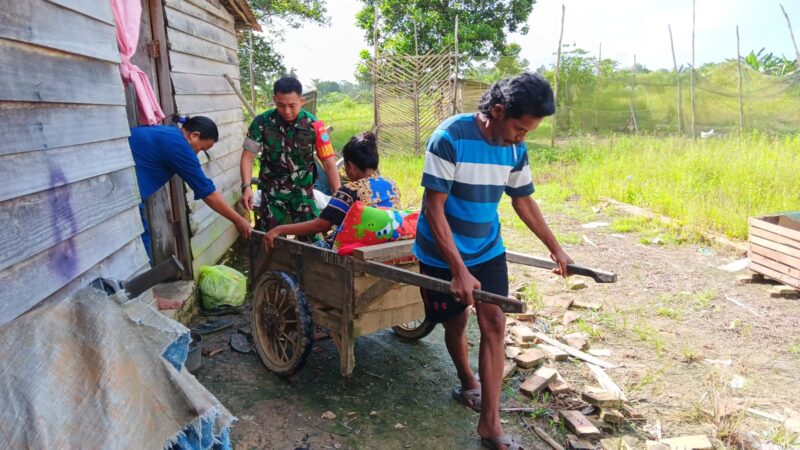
[251, 271, 313, 376]
[392, 317, 436, 340]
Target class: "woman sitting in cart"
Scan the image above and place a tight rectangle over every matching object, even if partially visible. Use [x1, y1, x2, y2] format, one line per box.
[263, 131, 399, 249]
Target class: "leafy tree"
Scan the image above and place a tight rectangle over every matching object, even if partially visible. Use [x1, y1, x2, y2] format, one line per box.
[311, 79, 342, 96]
[741, 48, 796, 76]
[354, 0, 536, 79]
[464, 43, 529, 83]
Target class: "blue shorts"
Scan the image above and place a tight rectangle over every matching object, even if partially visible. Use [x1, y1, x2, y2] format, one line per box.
[418, 252, 508, 323]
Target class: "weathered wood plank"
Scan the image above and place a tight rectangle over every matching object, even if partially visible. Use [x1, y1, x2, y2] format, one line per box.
[750, 253, 800, 281]
[2, 0, 119, 63]
[750, 225, 800, 251]
[0, 138, 134, 203]
[353, 240, 415, 261]
[191, 222, 239, 277]
[175, 94, 242, 116]
[0, 207, 144, 326]
[357, 284, 420, 315]
[187, 165, 240, 209]
[0, 103, 130, 156]
[189, 184, 240, 233]
[183, 107, 244, 127]
[749, 261, 800, 289]
[46, 0, 115, 25]
[165, 6, 238, 51]
[750, 235, 800, 259]
[164, 0, 234, 30]
[190, 213, 233, 255]
[172, 73, 237, 95]
[184, 0, 236, 25]
[353, 302, 424, 336]
[169, 50, 240, 78]
[750, 216, 800, 245]
[533, 332, 617, 368]
[0, 38, 126, 105]
[167, 28, 237, 65]
[751, 244, 800, 271]
[0, 168, 140, 272]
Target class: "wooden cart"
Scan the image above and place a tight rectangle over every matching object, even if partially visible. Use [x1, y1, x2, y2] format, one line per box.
[249, 235, 616, 376]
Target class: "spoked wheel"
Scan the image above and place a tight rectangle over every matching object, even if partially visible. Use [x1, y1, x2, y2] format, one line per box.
[251, 271, 313, 376]
[392, 317, 437, 340]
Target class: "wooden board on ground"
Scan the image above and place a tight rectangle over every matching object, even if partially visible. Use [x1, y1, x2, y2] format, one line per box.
[749, 214, 800, 289]
[519, 367, 557, 397]
[582, 390, 625, 408]
[514, 349, 547, 369]
[534, 332, 616, 368]
[539, 343, 569, 361]
[559, 410, 601, 439]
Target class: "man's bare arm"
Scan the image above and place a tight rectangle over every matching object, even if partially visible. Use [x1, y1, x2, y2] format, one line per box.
[511, 195, 572, 276]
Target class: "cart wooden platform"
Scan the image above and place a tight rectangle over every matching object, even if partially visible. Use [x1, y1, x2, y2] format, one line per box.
[249, 234, 616, 376]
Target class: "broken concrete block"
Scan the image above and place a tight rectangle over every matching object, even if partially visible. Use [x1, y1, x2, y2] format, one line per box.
[513, 312, 537, 321]
[562, 332, 589, 350]
[582, 390, 625, 409]
[502, 359, 517, 379]
[621, 404, 645, 422]
[646, 442, 671, 450]
[520, 367, 558, 397]
[539, 343, 569, 361]
[544, 297, 574, 309]
[510, 324, 535, 342]
[562, 311, 580, 325]
[547, 371, 572, 395]
[505, 346, 522, 359]
[658, 435, 712, 449]
[559, 410, 601, 439]
[600, 409, 625, 424]
[567, 436, 595, 450]
[572, 301, 602, 311]
[568, 278, 588, 291]
[514, 349, 547, 369]
[601, 438, 632, 450]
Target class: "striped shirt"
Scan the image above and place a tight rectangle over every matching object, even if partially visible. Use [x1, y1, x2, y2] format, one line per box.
[413, 114, 535, 268]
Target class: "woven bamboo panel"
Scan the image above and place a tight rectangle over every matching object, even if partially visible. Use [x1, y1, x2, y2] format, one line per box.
[372, 51, 456, 154]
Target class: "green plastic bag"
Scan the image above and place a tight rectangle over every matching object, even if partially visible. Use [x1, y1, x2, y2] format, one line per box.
[198, 265, 247, 310]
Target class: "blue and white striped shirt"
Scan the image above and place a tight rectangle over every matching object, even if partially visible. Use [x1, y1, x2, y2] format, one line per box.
[413, 114, 535, 268]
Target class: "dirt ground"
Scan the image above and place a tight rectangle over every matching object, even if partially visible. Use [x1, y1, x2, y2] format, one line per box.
[194, 199, 800, 450]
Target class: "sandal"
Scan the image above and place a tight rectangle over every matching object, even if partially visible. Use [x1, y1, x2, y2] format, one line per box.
[452, 385, 482, 412]
[480, 435, 525, 450]
[191, 319, 233, 335]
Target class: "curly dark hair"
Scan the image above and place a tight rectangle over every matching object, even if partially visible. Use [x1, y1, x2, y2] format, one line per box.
[342, 131, 379, 171]
[478, 72, 556, 119]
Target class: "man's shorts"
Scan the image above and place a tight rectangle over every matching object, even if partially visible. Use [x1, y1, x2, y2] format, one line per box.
[418, 253, 508, 323]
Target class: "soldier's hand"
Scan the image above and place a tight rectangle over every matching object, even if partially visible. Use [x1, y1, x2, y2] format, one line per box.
[241, 186, 254, 211]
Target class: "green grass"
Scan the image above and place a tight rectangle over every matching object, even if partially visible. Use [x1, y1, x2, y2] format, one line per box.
[789, 340, 800, 355]
[534, 133, 800, 239]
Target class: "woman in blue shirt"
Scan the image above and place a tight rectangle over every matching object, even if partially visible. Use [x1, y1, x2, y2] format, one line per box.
[129, 115, 252, 264]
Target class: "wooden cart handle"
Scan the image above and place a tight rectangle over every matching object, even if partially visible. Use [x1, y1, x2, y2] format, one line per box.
[352, 259, 526, 314]
[506, 251, 618, 283]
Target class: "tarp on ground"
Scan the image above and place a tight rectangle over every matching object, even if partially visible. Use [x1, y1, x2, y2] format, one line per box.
[0, 287, 234, 449]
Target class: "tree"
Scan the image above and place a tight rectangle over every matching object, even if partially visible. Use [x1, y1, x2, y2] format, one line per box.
[311, 79, 342, 96]
[464, 43, 529, 83]
[238, 0, 330, 108]
[741, 48, 796, 76]
[355, 0, 535, 68]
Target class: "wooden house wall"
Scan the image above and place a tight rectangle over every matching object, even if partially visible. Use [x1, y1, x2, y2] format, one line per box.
[0, 0, 149, 326]
[163, 0, 246, 276]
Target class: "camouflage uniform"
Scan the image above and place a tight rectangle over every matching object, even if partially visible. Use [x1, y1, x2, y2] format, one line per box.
[243, 108, 334, 233]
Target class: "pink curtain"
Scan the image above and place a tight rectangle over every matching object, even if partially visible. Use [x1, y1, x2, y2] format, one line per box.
[110, 0, 165, 125]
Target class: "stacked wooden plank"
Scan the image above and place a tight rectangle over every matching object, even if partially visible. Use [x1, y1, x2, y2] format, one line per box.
[748, 213, 800, 289]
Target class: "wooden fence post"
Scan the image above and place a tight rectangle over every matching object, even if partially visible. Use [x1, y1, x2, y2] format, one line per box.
[551, 4, 565, 148]
[630, 54, 638, 133]
[780, 4, 800, 67]
[736, 26, 745, 134]
[595, 42, 601, 134]
[668, 25, 684, 135]
[691, 0, 697, 139]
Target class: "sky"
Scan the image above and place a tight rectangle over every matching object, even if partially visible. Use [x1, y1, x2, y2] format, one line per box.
[269, 0, 799, 86]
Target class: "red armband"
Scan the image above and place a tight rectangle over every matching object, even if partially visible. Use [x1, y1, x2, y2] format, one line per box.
[313, 121, 335, 160]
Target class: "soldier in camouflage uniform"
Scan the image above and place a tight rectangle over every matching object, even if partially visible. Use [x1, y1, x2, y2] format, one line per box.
[240, 77, 340, 235]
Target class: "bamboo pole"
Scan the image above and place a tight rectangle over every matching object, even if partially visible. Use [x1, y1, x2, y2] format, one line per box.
[551, 4, 565, 148]
[595, 42, 601, 134]
[736, 26, 744, 134]
[248, 30, 255, 108]
[372, 3, 380, 138]
[780, 4, 800, 67]
[630, 54, 638, 133]
[668, 25, 684, 135]
[453, 13, 460, 115]
[691, 0, 697, 139]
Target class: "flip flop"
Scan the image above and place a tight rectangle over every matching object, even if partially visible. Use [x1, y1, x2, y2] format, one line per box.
[191, 319, 233, 335]
[452, 385, 482, 412]
[230, 333, 253, 353]
[480, 435, 525, 450]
